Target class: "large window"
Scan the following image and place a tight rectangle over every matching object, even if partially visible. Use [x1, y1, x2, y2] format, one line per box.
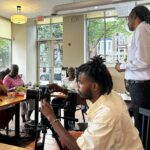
[0, 38, 11, 70]
[37, 17, 63, 84]
[37, 23, 63, 40]
[0, 17, 11, 70]
[87, 10, 132, 65]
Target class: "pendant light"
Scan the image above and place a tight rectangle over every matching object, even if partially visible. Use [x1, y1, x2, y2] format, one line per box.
[11, 6, 27, 24]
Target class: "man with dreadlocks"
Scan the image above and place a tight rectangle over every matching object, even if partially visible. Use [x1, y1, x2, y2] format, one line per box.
[41, 55, 143, 150]
[115, 5, 150, 139]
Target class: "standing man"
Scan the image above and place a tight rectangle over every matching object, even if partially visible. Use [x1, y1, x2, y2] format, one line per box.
[41, 55, 143, 150]
[115, 5, 150, 136]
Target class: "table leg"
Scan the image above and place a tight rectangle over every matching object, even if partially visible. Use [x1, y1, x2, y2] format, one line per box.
[35, 98, 39, 126]
[15, 103, 20, 138]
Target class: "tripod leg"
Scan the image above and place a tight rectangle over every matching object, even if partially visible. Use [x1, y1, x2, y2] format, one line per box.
[34, 125, 46, 150]
[47, 124, 64, 150]
[34, 126, 40, 150]
[35, 133, 45, 150]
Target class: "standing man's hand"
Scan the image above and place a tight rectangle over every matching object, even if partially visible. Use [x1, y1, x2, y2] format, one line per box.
[115, 63, 125, 72]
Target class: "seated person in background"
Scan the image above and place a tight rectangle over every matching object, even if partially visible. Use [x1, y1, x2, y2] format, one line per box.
[41, 55, 143, 150]
[52, 67, 78, 115]
[62, 67, 88, 111]
[0, 68, 11, 81]
[61, 67, 77, 91]
[3, 64, 34, 123]
[0, 81, 15, 129]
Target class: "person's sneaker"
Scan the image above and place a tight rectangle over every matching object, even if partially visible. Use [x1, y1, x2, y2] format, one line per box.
[26, 120, 35, 124]
[20, 123, 30, 134]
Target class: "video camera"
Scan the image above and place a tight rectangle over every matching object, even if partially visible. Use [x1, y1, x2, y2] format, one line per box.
[26, 85, 52, 127]
[26, 85, 51, 101]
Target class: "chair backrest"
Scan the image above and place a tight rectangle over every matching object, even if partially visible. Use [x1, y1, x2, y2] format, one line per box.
[139, 107, 150, 150]
[0, 107, 15, 129]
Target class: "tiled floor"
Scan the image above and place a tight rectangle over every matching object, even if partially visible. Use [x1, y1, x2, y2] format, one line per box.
[0, 107, 87, 150]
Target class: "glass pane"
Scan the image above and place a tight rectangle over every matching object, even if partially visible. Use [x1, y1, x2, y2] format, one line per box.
[51, 23, 63, 38]
[39, 42, 50, 85]
[87, 18, 105, 58]
[37, 24, 51, 40]
[105, 17, 132, 64]
[39, 43, 49, 68]
[37, 23, 63, 40]
[87, 16, 132, 65]
[0, 38, 11, 70]
[54, 67, 62, 84]
[53, 41, 63, 83]
[53, 41, 63, 67]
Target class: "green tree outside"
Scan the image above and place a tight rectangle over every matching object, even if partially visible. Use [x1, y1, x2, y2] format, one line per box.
[37, 23, 63, 40]
[0, 38, 10, 69]
[88, 17, 131, 50]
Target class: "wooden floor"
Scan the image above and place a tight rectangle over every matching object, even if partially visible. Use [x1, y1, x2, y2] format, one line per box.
[0, 143, 27, 150]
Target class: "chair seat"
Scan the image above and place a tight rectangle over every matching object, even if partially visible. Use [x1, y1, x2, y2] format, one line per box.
[139, 107, 150, 150]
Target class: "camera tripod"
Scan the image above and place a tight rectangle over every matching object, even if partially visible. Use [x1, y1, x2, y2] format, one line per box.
[34, 121, 64, 150]
[34, 113, 79, 150]
[34, 86, 78, 150]
[33, 85, 64, 150]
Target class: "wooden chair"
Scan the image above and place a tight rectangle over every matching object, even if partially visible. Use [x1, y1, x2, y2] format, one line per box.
[139, 107, 150, 150]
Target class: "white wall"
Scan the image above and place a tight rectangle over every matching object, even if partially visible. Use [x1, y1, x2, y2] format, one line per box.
[26, 19, 37, 84]
[12, 24, 27, 82]
[63, 15, 84, 67]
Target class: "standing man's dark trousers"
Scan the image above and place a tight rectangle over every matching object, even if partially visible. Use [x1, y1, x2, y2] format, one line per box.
[128, 80, 150, 147]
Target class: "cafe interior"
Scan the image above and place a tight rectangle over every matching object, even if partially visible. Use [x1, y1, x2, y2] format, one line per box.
[0, 0, 150, 149]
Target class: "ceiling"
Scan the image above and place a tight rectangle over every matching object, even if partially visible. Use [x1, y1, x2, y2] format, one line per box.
[0, 0, 93, 19]
[0, 0, 149, 20]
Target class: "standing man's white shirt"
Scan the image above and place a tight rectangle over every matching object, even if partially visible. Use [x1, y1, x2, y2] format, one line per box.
[120, 22, 150, 80]
[77, 91, 143, 150]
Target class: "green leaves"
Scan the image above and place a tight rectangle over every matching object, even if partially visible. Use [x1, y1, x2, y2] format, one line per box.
[0, 38, 11, 69]
[37, 23, 63, 40]
[88, 17, 131, 49]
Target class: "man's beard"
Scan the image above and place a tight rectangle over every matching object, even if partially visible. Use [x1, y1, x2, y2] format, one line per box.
[128, 23, 134, 31]
[78, 89, 93, 100]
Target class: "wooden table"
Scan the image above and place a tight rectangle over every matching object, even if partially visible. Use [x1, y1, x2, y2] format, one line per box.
[0, 95, 26, 138]
[0, 95, 26, 109]
[0, 143, 27, 150]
